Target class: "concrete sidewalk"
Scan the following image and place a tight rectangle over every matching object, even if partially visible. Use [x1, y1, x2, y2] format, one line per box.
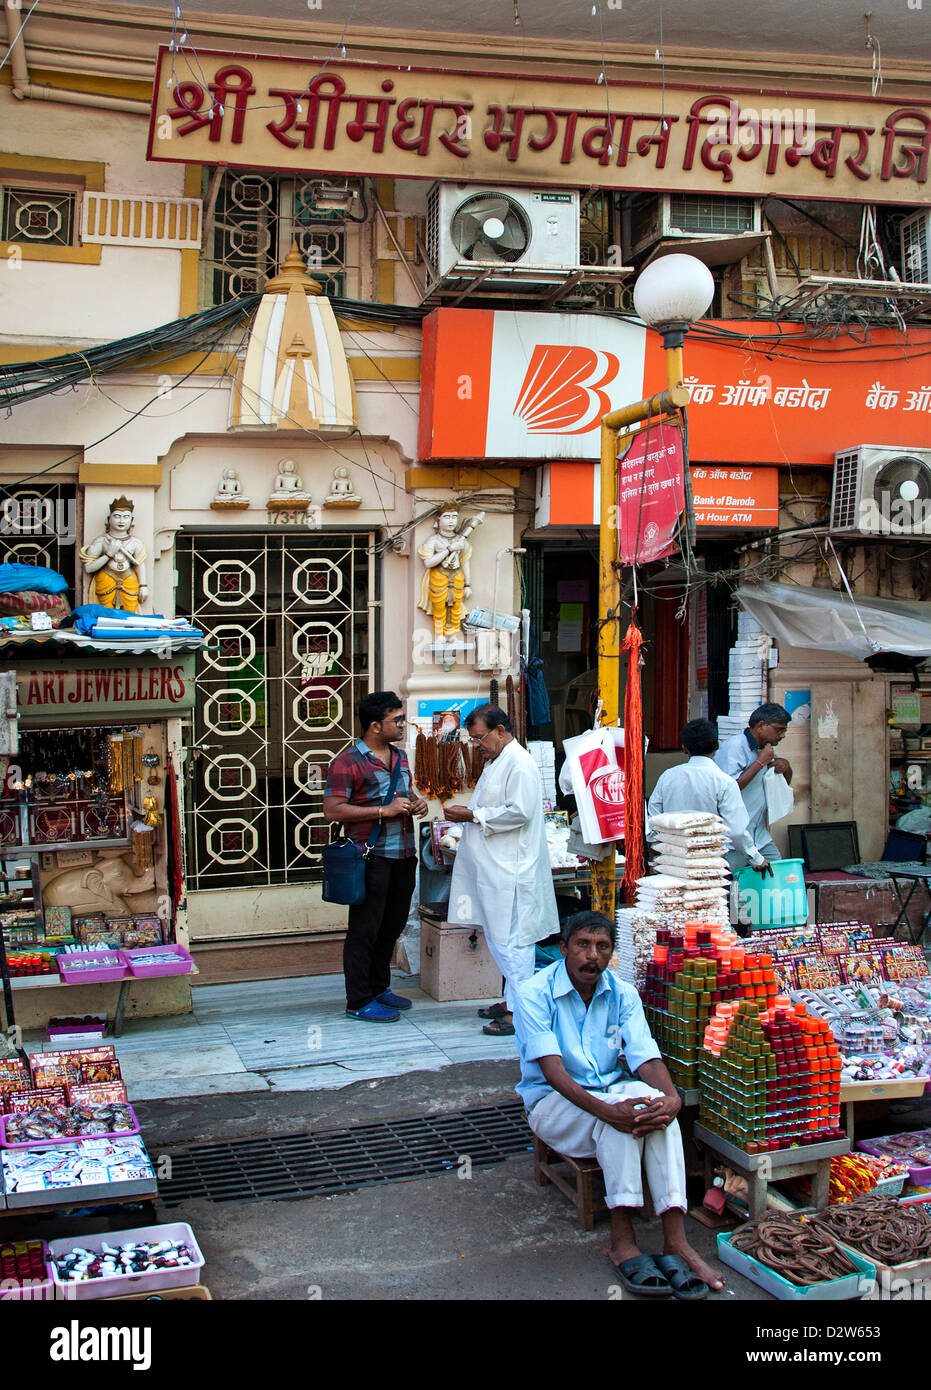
[24, 972, 516, 1100]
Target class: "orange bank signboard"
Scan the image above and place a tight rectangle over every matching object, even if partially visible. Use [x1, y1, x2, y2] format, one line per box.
[418, 309, 931, 468]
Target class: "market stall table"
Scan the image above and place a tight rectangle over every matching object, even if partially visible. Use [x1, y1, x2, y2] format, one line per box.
[886, 868, 931, 946]
[839, 1077, 929, 1139]
[694, 1122, 849, 1221]
[6, 964, 197, 1036]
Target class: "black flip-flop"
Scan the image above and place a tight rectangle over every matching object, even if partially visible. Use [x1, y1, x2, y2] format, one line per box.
[477, 1003, 508, 1020]
[610, 1254, 672, 1298]
[482, 1017, 515, 1036]
[652, 1254, 711, 1300]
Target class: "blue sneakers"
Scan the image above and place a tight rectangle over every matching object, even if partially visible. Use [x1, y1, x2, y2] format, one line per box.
[345, 1001, 400, 1023]
[375, 990, 412, 1011]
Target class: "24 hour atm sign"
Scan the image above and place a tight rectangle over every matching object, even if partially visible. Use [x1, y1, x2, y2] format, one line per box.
[691, 465, 779, 527]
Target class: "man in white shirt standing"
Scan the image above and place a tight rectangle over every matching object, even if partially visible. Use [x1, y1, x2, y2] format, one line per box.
[648, 719, 773, 874]
[714, 703, 793, 869]
[445, 704, 558, 1036]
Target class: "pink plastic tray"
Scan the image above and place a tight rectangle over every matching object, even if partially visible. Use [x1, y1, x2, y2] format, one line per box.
[49, 1222, 204, 1300]
[0, 1104, 140, 1149]
[120, 945, 194, 979]
[0, 1242, 55, 1301]
[858, 1130, 931, 1187]
[57, 951, 128, 984]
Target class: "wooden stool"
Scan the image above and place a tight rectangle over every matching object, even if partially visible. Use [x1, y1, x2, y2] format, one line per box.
[531, 1135, 658, 1230]
[532, 1134, 605, 1230]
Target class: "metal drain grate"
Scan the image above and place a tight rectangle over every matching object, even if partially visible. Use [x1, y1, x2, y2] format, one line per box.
[157, 1101, 533, 1206]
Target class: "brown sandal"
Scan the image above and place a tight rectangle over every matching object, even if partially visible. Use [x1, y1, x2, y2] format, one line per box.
[477, 1003, 508, 1020]
[482, 1017, 515, 1036]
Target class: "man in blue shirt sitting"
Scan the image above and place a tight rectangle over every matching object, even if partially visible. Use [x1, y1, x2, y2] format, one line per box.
[514, 911, 725, 1299]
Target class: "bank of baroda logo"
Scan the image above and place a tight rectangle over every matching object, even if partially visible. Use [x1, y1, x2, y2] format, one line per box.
[513, 345, 621, 434]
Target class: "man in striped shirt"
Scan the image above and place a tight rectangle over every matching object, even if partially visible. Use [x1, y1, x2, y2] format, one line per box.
[324, 692, 427, 1022]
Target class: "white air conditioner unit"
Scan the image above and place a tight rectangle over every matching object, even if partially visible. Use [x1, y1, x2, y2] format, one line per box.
[831, 444, 931, 536]
[425, 184, 579, 284]
[900, 210, 931, 285]
[628, 193, 761, 260]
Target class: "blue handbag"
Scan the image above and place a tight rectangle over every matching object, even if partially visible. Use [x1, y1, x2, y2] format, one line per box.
[321, 751, 402, 905]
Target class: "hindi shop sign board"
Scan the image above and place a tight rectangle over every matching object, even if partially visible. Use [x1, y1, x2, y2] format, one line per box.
[15, 657, 197, 726]
[691, 465, 779, 528]
[616, 423, 685, 564]
[422, 310, 931, 467]
[147, 51, 931, 205]
[536, 461, 778, 529]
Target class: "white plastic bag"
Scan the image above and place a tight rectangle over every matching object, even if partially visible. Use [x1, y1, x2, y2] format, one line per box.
[763, 769, 794, 824]
[562, 727, 626, 845]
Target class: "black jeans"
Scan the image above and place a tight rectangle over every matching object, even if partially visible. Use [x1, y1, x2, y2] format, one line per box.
[344, 854, 417, 1010]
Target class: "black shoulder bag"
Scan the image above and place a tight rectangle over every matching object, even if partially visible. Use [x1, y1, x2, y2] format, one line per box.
[321, 752, 403, 905]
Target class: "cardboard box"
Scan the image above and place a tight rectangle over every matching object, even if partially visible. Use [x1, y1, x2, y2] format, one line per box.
[419, 920, 502, 1002]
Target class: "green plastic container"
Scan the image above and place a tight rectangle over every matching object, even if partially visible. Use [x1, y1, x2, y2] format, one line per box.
[735, 858, 807, 928]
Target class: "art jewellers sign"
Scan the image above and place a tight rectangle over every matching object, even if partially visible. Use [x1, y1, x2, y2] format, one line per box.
[15, 657, 197, 725]
[147, 50, 931, 204]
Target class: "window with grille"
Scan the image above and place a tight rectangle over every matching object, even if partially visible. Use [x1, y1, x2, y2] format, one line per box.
[0, 484, 79, 605]
[668, 194, 757, 236]
[204, 171, 352, 306]
[0, 184, 77, 247]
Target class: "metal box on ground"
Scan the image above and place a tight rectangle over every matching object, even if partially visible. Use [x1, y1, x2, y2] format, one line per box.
[419, 919, 501, 1001]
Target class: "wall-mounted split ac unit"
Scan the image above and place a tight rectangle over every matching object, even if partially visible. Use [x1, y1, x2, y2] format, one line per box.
[831, 444, 931, 536]
[627, 193, 761, 260]
[900, 210, 931, 284]
[425, 183, 579, 285]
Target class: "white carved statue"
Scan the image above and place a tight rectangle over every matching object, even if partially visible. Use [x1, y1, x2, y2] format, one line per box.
[267, 458, 311, 510]
[79, 496, 149, 612]
[323, 466, 361, 508]
[417, 505, 485, 640]
[211, 467, 250, 509]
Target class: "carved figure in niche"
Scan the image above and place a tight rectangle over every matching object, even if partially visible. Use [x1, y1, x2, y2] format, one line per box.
[267, 458, 311, 510]
[79, 496, 148, 612]
[211, 467, 250, 509]
[417, 504, 485, 640]
[42, 847, 157, 916]
[323, 466, 362, 508]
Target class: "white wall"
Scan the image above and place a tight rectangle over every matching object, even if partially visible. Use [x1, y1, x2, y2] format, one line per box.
[1, 88, 187, 343]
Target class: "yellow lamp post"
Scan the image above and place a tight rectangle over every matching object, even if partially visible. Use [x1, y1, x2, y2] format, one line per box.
[591, 254, 716, 919]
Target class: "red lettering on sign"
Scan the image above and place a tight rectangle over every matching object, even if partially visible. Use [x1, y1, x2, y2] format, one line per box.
[26, 675, 41, 705]
[170, 665, 186, 702]
[42, 671, 56, 704]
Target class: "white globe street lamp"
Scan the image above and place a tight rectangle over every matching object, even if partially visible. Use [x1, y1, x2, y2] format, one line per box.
[633, 252, 716, 346]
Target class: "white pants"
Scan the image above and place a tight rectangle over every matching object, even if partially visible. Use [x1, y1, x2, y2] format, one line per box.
[484, 932, 535, 1013]
[529, 1081, 687, 1213]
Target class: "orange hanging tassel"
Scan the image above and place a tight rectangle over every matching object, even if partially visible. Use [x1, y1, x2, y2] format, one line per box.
[622, 616, 645, 905]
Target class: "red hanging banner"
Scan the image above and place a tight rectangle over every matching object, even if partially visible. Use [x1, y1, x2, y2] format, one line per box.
[616, 422, 685, 565]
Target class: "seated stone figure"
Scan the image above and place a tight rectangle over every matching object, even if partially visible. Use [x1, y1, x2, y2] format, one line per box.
[267, 458, 311, 509]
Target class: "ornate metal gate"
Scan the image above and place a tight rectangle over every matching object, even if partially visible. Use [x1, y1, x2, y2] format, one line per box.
[175, 530, 375, 890]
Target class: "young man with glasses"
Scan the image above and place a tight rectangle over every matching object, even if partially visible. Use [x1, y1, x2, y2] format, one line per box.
[445, 704, 558, 1036]
[324, 692, 428, 1022]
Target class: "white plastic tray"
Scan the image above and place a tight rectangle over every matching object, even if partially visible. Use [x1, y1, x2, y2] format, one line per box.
[49, 1222, 204, 1300]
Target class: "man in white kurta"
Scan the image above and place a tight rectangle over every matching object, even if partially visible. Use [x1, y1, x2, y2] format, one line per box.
[445, 704, 558, 1034]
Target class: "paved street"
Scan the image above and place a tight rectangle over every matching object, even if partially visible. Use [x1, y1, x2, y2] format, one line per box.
[127, 1059, 765, 1301]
